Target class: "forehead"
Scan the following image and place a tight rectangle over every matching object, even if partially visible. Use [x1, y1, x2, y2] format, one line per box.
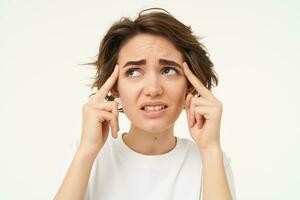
[117, 33, 184, 62]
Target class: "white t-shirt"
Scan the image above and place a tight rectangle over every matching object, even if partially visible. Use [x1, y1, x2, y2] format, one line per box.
[85, 133, 236, 200]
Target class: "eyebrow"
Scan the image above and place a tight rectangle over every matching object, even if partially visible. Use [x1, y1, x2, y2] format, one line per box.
[122, 59, 182, 69]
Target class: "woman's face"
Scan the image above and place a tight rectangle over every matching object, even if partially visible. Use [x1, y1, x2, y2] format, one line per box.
[116, 33, 188, 133]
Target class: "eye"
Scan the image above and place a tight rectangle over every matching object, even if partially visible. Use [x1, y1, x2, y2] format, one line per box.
[162, 67, 178, 75]
[126, 68, 141, 77]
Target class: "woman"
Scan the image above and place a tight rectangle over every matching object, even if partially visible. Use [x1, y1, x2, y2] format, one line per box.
[55, 8, 236, 200]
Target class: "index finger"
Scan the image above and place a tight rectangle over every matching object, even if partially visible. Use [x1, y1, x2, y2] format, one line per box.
[94, 64, 119, 101]
[182, 62, 213, 99]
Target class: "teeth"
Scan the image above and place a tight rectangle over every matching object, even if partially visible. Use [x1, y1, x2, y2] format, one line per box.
[144, 105, 166, 111]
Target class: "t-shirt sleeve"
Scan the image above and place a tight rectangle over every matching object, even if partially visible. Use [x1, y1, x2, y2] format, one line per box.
[223, 152, 237, 200]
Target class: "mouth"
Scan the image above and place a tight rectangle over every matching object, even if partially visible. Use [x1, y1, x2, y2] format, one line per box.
[141, 105, 168, 112]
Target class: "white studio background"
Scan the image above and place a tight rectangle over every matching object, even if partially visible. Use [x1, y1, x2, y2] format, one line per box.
[0, 0, 299, 199]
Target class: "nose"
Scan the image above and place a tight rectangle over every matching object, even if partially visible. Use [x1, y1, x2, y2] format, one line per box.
[143, 75, 163, 97]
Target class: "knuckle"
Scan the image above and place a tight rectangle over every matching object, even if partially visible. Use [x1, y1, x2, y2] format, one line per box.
[108, 101, 118, 111]
[108, 100, 117, 107]
[89, 108, 99, 116]
[215, 100, 223, 109]
[82, 103, 90, 113]
[112, 100, 118, 107]
[96, 114, 105, 123]
[213, 105, 223, 114]
[218, 102, 223, 110]
[194, 108, 200, 115]
[82, 104, 99, 116]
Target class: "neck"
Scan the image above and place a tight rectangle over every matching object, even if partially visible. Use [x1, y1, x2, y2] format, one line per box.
[122, 124, 177, 155]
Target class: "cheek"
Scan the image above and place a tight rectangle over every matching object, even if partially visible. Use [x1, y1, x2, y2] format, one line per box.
[165, 79, 187, 108]
[169, 78, 187, 95]
[118, 79, 130, 95]
[117, 81, 140, 108]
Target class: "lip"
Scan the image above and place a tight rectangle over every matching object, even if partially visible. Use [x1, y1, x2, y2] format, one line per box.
[140, 106, 168, 118]
[140, 102, 168, 109]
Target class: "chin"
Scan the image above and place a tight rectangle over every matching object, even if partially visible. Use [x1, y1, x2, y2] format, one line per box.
[136, 121, 174, 134]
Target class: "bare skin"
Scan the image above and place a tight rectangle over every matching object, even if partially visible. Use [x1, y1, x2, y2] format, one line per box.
[114, 34, 187, 155]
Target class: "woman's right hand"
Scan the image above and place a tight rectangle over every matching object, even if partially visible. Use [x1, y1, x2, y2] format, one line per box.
[79, 65, 120, 155]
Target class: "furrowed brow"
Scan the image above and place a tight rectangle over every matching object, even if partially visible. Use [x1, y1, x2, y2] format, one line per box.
[159, 59, 181, 68]
[122, 59, 146, 68]
[121, 59, 181, 69]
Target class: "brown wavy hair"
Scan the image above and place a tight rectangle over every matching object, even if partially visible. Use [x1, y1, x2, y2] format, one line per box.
[87, 8, 218, 101]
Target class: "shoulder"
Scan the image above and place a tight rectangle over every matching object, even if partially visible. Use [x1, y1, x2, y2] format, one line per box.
[178, 137, 200, 153]
[177, 137, 202, 162]
[177, 137, 232, 167]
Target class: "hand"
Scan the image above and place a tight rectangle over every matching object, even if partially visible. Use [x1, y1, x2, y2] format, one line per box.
[80, 65, 120, 154]
[183, 62, 223, 151]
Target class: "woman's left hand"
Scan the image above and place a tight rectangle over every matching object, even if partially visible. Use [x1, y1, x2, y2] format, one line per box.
[183, 62, 223, 151]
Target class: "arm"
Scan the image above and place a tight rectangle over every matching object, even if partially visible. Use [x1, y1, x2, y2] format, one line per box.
[54, 146, 98, 200]
[54, 65, 120, 200]
[182, 62, 234, 200]
[200, 148, 232, 200]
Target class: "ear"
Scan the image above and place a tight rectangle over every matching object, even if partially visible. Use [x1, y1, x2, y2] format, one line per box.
[110, 84, 119, 98]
